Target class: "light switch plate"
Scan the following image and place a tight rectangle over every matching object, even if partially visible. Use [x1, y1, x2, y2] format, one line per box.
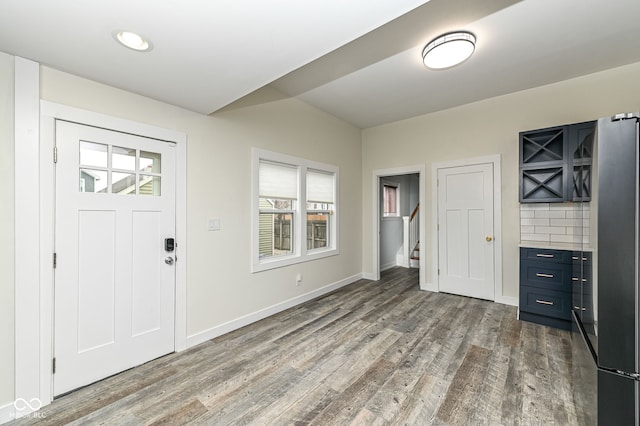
[208, 218, 221, 231]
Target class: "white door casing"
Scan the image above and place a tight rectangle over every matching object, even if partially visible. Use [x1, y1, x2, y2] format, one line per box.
[370, 165, 427, 289]
[437, 163, 495, 300]
[54, 120, 176, 395]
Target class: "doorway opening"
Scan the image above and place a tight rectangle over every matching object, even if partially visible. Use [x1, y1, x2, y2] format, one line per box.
[379, 174, 420, 271]
[372, 165, 427, 289]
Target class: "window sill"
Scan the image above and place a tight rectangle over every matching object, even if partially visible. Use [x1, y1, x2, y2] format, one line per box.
[252, 247, 339, 273]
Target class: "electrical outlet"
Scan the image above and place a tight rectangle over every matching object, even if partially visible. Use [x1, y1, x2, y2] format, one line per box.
[296, 273, 302, 286]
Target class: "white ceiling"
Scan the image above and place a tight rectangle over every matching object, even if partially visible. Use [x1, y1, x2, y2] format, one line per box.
[1, 0, 640, 128]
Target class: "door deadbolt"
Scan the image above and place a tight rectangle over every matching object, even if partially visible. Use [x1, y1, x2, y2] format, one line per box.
[486, 236, 493, 242]
[165, 257, 174, 265]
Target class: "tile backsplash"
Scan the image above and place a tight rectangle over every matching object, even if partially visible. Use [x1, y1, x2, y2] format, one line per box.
[520, 203, 590, 245]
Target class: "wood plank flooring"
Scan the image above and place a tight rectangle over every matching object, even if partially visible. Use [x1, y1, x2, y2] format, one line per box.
[10, 267, 590, 425]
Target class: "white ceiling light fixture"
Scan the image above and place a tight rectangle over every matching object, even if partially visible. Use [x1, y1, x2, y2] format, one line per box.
[422, 31, 475, 69]
[114, 30, 153, 52]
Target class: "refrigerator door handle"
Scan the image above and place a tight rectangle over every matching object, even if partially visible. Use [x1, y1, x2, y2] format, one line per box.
[598, 365, 640, 382]
[610, 112, 639, 121]
[615, 371, 640, 381]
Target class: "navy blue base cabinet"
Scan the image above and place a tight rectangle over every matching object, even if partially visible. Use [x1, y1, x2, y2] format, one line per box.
[519, 247, 591, 330]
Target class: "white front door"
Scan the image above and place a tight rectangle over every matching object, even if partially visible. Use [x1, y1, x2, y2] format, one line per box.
[54, 120, 176, 396]
[437, 163, 495, 300]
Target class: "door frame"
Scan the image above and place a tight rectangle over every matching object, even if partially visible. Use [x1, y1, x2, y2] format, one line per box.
[28, 101, 187, 407]
[370, 165, 427, 289]
[431, 155, 503, 302]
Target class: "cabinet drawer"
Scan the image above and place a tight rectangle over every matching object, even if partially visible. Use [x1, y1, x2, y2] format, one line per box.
[520, 260, 572, 292]
[571, 272, 592, 291]
[571, 290, 595, 324]
[571, 251, 592, 265]
[571, 257, 592, 293]
[520, 247, 572, 264]
[520, 286, 572, 320]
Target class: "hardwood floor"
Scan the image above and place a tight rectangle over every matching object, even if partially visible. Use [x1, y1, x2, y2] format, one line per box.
[10, 267, 589, 425]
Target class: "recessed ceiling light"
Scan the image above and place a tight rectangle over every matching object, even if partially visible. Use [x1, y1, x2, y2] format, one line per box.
[422, 32, 475, 69]
[114, 30, 153, 52]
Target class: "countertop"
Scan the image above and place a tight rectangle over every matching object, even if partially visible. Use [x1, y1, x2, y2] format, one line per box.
[519, 240, 593, 252]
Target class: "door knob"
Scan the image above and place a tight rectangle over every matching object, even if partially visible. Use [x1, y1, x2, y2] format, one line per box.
[486, 236, 493, 242]
[165, 257, 174, 265]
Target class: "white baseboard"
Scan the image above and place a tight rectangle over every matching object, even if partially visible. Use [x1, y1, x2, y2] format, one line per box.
[496, 295, 518, 307]
[380, 262, 396, 272]
[0, 402, 15, 425]
[395, 254, 409, 268]
[186, 273, 363, 348]
[418, 284, 517, 307]
[362, 272, 377, 281]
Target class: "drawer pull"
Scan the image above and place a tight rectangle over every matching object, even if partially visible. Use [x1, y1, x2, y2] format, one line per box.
[536, 273, 554, 278]
[536, 300, 554, 306]
[573, 306, 587, 311]
[571, 277, 587, 282]
[536, 254, 554, 258]
[572, 256, 588, 261]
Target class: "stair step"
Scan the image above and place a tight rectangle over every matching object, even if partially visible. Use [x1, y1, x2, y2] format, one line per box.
[410, 256, 420, 260]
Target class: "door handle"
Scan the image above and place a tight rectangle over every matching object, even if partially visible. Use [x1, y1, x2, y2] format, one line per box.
[486, 236, 493, 242]
[165, 257, 174, 265]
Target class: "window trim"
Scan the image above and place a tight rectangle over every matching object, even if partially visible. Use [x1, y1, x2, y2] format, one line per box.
[252, 148, 339, 272]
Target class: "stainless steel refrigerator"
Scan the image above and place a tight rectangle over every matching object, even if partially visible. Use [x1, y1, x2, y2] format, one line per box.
[573, 113, 640, 425]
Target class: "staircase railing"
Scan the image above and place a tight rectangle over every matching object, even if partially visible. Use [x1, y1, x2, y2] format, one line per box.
[402, 203, 419, 268]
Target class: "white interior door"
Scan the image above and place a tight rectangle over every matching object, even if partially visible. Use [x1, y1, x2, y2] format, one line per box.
[437, 163, 494, 300]
[54, 120, 176, 396]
